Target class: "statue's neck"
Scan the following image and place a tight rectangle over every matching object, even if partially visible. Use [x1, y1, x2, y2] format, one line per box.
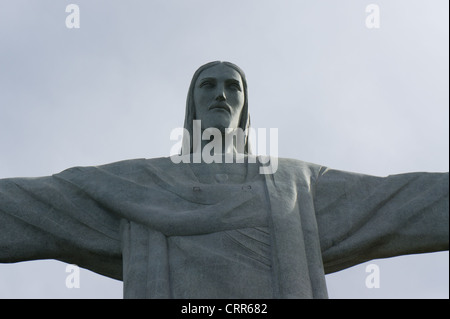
[192, 130, 246, 156]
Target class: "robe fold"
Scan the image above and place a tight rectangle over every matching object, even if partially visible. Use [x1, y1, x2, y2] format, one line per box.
[0, 156, 448, 298]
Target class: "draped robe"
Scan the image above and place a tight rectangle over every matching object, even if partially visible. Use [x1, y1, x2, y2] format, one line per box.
[0, 156, 448, 298]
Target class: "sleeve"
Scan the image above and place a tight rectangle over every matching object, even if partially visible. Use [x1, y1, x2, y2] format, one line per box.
[314, 167, 449, 274]
[0, 171, 123, 280]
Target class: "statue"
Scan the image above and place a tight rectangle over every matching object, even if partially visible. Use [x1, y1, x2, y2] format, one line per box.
[0, 61, 448, 298]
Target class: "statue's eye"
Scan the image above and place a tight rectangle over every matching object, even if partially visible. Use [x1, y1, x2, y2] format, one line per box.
[229, 82, 242, 91]
[199, 80, 214, 88]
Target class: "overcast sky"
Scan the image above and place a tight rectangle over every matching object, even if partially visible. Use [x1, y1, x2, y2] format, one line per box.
[0, 0, 448, 298]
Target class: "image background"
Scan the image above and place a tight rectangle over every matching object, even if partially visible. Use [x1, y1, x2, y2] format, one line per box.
[0, 0, 448, 298]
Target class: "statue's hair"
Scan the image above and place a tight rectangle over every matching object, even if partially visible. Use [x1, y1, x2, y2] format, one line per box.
[181, 61, 251, 154]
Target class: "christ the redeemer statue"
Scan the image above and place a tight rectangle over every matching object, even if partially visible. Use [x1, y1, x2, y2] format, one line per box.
[0, 61, 448, 298]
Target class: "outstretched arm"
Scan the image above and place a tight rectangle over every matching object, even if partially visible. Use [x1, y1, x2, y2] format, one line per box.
[0, 173, 122, 280]
[314, 168, 449, 274]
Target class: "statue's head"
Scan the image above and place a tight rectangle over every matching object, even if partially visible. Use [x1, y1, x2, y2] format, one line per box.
[182, 61, 251, 154]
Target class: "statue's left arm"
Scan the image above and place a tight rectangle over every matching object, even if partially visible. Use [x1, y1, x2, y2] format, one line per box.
[314, 168, 449, 274]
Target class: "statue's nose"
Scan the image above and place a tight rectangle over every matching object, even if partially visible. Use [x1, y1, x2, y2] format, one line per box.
[215, 92, 226, 101]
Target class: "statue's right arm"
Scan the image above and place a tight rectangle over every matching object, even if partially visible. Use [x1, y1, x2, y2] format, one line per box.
[0, 172, 123, 280]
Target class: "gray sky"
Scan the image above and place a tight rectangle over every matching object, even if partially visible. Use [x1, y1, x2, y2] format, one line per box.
[0, 0, 448, 298]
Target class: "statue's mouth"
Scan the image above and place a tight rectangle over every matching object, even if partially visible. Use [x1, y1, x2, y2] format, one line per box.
[209, 103, 231, 114]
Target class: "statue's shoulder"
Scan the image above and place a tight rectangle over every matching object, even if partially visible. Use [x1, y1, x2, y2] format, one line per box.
[276, 156, 322, 172]
[96, 156, 169, 165]
[64, 156, 323, 175]
[96, 157, 174, 172]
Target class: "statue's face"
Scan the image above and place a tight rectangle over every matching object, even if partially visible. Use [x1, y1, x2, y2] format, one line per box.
[193, 63, 245, 133]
